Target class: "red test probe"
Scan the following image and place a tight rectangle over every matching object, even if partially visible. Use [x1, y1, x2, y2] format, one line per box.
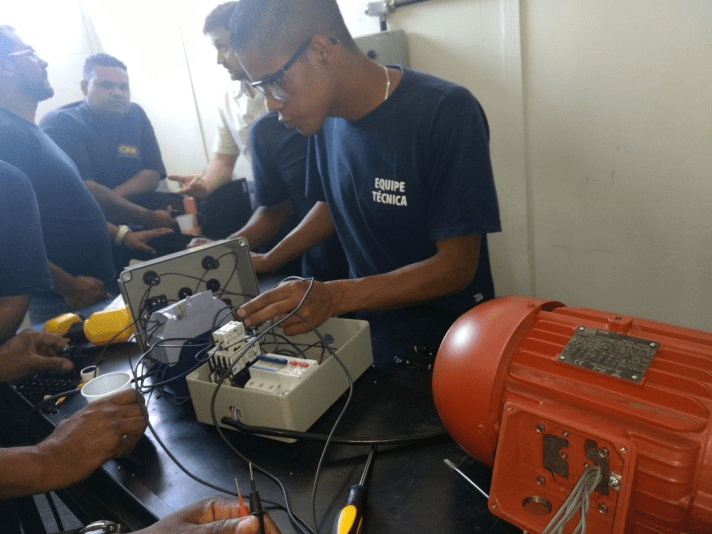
[235, 478, 250, 517]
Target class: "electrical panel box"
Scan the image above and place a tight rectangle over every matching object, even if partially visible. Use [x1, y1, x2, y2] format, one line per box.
[118, 236, 373, 441]
[186, 317, 372, 442]
[355, 30, 410, 66]
[118, 237, 259, 352]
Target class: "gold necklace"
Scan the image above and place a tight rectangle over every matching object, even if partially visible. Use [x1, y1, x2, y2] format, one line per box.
[383, 65, 391, 102]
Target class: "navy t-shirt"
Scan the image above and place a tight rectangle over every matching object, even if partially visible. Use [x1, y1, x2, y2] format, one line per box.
[0, 108, 115, 284]
[0, 160, 52, 296]
[39, 101, 166, 190]
[250, 112, 348, 281]
[252, 112, 317, 232]
[307, 67, 501, 317]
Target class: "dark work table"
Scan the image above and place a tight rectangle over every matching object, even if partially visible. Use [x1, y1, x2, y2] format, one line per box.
[0, 323, 522, 534]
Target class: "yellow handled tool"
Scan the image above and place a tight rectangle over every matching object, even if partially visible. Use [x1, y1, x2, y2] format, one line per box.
[332, 445, 376, 534]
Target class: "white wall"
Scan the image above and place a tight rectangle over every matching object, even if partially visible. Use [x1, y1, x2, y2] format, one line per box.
[522, 0, 712, 331]
[7, 1, 711, 331]
[347, 0, 712, 332]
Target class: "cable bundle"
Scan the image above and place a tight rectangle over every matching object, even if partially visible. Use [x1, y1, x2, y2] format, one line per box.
[542, 464, 603, 534]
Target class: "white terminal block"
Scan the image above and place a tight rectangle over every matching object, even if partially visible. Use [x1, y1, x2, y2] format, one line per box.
[210, 321, 260, 373]
[245, 354, 318, 395]
[212, 321, 246, 348]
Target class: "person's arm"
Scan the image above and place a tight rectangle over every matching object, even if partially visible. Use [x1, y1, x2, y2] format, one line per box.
[133, 497, 281, 534]
[238, 234, 481, 335]
[114, 109, 165, 201]
[107, 222, 174, 255]
[251, 201, 335, 273]
[48, 263, 108, 312]
[86, 180, 176, 229]
[231, 199, 293, 251]
[0, 389, 146, 498]
[0, 329, 71, 382]
[167, 153, 237, 198]
[0, 295, 30, 344]
[112, 169, 161, 200]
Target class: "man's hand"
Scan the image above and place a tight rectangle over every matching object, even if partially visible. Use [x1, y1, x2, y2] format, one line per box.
[167, 174, 211, 198]
[63, 276, 108, 311]
[37, 389, 146, 489]
[134, 497, 281, 534]
[145, 208, 179, 231]
[238, 280, 336, 335]
[123, 228, 175, 254]
[0, 330, 71, 382]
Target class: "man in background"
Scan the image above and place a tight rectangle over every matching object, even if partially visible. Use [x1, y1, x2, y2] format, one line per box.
[40, 53, 179, 231]
[0, 26, 170, 323]
[190, 111, 349, 281]
[0, 161, 51, 341]
[174, 3, 347, 281]
[40, 53, 193, 270]
[168, 1, 267, 201]
[0, 152, 278, 534]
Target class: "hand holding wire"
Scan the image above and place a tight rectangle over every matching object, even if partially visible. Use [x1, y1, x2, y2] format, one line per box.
[237, 278, 336, 336]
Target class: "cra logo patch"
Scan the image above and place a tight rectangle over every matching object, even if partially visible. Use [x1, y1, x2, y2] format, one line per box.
[118, 144, 140, 156]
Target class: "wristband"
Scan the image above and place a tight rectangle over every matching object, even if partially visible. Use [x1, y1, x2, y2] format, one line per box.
[115, 224, 131, 245]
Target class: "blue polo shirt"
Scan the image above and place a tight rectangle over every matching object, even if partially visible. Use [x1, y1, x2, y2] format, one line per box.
[0, 160, 51, 297]
[0, 108, 115, 285]
[39, 101, 166, 190]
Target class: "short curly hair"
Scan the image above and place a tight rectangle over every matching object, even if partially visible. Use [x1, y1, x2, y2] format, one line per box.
[203, 2, 238, 35]
[83, 53, 127, 81]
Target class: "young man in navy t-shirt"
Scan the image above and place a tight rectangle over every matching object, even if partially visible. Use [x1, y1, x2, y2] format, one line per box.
[230, 0, 501, 359]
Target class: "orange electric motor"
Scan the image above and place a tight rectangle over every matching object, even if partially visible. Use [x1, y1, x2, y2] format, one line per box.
[433, 296, 712, 534]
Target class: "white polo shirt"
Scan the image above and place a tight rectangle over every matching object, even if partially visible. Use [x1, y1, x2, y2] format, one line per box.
[212, 80, 268, 162]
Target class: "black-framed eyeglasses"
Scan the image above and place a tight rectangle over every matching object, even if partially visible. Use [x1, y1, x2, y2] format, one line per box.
[250, 37, 339, 102]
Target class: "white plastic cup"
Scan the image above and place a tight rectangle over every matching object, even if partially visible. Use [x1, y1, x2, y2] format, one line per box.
[81, 371, 133, 403]
[176, 213, 198, 235]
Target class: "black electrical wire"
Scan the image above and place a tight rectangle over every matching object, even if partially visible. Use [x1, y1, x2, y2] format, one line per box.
[289, 310, 355, 534]
[124, 333, 304, 528]
[219, 418, 450, 446]
[123, 288, 316, 533]
[215, 251, 239, 301]
[209, 280, 321, 534]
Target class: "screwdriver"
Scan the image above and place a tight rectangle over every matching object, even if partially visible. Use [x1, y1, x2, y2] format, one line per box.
[234, 478, 250, 517]
[331, 444, 377, 534]
[249, 463, 265, 534]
